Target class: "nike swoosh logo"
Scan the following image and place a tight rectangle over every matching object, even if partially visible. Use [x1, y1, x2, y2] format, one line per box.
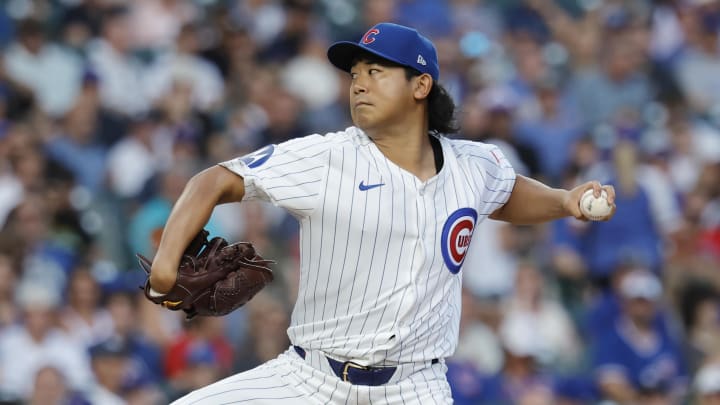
[359, 181, 385, 191]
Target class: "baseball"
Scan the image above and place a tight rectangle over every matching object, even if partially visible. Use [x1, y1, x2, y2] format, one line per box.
[579, 189, 612, 220]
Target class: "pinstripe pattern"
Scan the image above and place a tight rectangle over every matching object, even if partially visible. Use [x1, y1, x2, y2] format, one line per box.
[171, 348, 451, 404]
[221, 127, 515, 364]
[214, 126, 515, 402]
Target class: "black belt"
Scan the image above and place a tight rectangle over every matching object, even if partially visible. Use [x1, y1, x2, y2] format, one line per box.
[293, 346, 438, 386]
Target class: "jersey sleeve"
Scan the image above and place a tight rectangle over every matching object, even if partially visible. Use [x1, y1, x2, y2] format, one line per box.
[469, 143, 517, 215]
[219, 134, 331, 217]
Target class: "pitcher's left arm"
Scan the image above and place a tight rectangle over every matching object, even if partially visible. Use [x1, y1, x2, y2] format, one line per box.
[490, 175, 616, 225]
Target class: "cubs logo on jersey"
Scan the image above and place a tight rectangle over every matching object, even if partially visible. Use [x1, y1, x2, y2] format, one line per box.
[239, 144, 274, 168]
[441, 208, 478, 274]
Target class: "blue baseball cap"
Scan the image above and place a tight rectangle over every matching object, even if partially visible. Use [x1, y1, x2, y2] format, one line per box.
[327, 23, 439, 81]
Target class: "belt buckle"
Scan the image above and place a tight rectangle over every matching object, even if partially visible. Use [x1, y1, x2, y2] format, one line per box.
[342, 361, 370, 382]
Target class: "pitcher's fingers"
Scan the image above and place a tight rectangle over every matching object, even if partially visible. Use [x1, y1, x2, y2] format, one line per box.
[603, 184, 616, 205]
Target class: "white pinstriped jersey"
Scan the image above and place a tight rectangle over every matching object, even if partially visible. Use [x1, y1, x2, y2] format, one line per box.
[220, 126, 515, 366]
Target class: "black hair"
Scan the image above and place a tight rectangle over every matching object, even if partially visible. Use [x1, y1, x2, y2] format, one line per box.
[17, 19, 43, 38]
[101, 5, 130, 28]
[350, 52, 459, 134]
[424, 77, 459, 134]
[680, 281, 719, 331]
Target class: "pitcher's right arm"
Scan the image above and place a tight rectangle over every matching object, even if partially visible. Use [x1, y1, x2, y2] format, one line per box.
[149, 165, 245, 293]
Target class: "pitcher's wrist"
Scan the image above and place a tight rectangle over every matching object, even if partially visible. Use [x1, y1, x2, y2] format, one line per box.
[148, 270, 177, 294]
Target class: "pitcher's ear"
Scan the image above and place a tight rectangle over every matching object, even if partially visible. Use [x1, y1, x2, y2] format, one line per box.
[413, 73, 433, 100]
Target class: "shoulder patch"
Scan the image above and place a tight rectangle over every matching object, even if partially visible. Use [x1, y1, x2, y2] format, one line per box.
[239, 145, 274, 168]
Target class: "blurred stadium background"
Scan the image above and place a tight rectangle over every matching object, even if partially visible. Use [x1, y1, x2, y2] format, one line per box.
[0, 0, 719, 404]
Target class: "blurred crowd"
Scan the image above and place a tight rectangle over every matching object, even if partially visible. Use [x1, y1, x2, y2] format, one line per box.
[0, 0, 719, 404]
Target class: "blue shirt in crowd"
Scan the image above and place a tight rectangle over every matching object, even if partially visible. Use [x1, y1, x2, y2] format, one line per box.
[592, 317, 687, 394]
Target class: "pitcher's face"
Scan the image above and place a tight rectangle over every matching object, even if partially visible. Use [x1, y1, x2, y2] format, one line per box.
[349, 61, 415, 133]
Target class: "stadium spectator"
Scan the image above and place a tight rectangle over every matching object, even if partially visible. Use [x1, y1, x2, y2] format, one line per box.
[164, 317, 233, 400]
[502, 261, 582, 371]
[674, 2, 720, 116]
[27, 365, 89, 405]
[145, 23, 225, 113]
[515, 76, 585, 185]
[679, 282, 720, 373]
[479, 312, 559, 404]
[3, 18, 84, 117]
[105, 110, 167, 199]
[592, 270, 687, 403]
[85, 337, 132, 405]
[86, 6, 151, 116]
[59, 266, 114, 348]
[453, 287, 504, 375]
[0, 281, 92, 401]
[105, 290, 164, 381]
[44, 97, 108, 194]
[695, 360, 720, 405]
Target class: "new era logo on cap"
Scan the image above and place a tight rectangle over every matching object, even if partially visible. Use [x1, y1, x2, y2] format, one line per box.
[327, 23, 440, 81]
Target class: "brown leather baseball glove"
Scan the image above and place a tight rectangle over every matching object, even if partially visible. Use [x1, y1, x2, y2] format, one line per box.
[137, 229, 274, 319]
